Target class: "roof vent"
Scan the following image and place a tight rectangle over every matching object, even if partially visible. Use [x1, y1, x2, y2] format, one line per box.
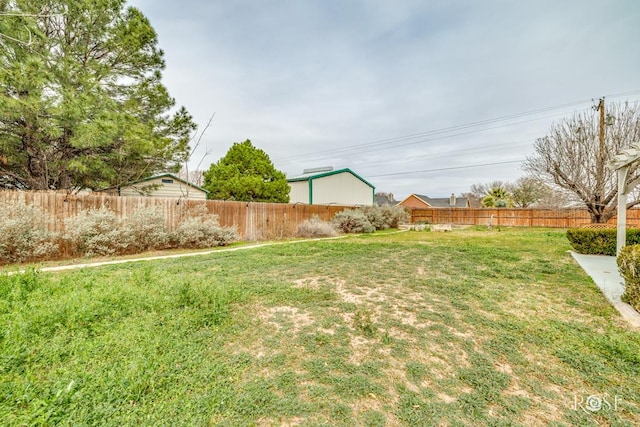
[303, 166, 333, 174]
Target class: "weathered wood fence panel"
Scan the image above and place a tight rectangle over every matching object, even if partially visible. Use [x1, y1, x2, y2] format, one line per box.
[7, 191, 640, 237]
[410, 207, 640, 228]
[0, 191, 348, 240]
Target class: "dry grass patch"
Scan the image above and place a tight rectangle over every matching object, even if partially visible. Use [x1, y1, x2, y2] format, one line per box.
[259, 305, 315, 335]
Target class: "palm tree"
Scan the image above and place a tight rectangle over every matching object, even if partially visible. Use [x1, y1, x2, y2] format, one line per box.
[481, 187, 513, 208]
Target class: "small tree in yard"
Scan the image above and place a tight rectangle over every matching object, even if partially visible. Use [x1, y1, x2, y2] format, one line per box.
[525, 101, 640, 223]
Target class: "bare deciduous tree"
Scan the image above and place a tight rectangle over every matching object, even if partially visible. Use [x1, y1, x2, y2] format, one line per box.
[524, 101, 640, 223]
[177, 170, 205, 186]
[511, 177, 548, 208]
[178, 114, 215, 196]
[533, 185, 574, 209]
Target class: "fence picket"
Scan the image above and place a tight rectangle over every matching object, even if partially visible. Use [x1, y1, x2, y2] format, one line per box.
[4, 190, 636, 239]
[0, 191, 346, 239]
[410, 207, 640, 228]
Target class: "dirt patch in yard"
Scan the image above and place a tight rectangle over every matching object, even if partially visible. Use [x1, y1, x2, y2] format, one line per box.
[258, 305, 315, 335]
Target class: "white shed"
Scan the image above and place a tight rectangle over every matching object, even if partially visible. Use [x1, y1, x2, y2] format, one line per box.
[287, 168, 375, 206]
[102, 173, 209, 200]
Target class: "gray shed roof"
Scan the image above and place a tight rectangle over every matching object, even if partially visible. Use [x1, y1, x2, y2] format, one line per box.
[99, 173, 209, 194]
[375, 193, 399, 206]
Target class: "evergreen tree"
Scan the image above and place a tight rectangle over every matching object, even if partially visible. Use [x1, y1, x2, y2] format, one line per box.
[204, 140, 289, 203]
[0, 0, 196, 190]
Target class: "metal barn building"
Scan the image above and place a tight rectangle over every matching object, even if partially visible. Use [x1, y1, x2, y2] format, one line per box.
[287, 168, 375, 206]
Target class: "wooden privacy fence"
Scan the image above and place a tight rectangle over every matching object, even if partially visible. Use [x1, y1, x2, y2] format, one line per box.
[411, 207, 640, 228]
[5, 191, 637, 238]
[0, 191, 348, 240]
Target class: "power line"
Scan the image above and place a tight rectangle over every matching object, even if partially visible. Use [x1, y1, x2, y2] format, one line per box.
[365, 160, 524, 178]
[274, 106, 580, 162]
[278, 111, 568, 166]
[274, 90, 640, 163]
[358, 92, 640, 180]
[332, 140, 532, 174]
[406, 140, 531, 161]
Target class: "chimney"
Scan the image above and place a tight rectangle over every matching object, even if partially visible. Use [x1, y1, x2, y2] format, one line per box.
[450, 193, 456, 206]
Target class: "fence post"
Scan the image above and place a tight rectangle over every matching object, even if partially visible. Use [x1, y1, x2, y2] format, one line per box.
[529, 209, 533, 227]
[245, 202, 253, 241]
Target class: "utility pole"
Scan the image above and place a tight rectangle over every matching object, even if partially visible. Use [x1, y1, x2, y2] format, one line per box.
[593, 97, 606, 221]
[597, 97, 605, 157]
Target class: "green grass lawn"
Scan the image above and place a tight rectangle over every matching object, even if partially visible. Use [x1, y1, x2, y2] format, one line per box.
[1, 228, 639, 426]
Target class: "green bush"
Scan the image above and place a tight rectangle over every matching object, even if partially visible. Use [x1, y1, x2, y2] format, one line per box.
[331, 209, 375, 234]
[171, 206, 238, 248]
[566, 228, 640, 256]
[65, 206, 133, 256]
[617, 244, 640, 312]
[297, 215, 337, 238]
[362, 205, 409, 230]
[0, 201, 59, 263]
[126, 206, 169, 252]
[384, 205, 410, 228]
[65, 204, 238, 256]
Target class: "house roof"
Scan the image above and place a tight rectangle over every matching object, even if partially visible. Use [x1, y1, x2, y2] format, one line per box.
[287, 168, 375, 189]
[403, 194, 469, 208]
[101, 173, 209, 194]
[375, 193, 399, 206]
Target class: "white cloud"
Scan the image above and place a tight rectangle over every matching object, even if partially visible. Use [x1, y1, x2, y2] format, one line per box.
[128, 0, 640, 199]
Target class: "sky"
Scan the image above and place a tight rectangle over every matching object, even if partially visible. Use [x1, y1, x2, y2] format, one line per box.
[128, 0, 640, 200]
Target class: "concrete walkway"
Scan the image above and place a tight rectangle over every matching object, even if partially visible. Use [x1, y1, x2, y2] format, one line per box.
[2, 235, 353, 276]
[4, 230, 411, 276]
[571, 252, 640, 327]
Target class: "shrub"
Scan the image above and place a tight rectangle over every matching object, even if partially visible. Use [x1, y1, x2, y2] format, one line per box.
[331, 209, 375, 234]
[363, 205, 409, 230]
[617, 244, 640, 311]
[385, 205, 410, 228]
[171, 206, 238, 248]
[65, 206, 133, 256]
[362, 206, 388, 230]
[125, 206, 169, 252]
[0, 201, 59, 263]
[566, 228, 640, 256]
[297, 215, 337, 238]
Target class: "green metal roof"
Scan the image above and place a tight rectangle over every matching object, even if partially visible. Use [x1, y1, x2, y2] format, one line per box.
[287, 168, 375, 189]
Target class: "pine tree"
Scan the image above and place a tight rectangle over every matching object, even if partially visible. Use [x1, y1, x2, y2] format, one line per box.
[0, 0, 196, 190]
